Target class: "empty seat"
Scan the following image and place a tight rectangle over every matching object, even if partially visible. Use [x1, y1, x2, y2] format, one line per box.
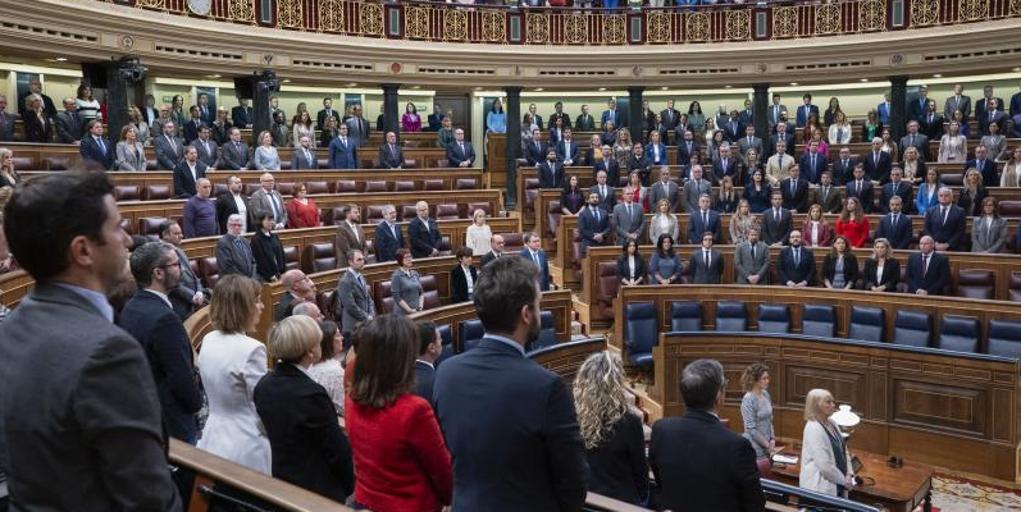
[422, 179, 444, 190]
[113, 185, 140, 201]
[715, 301, 748, 332]
[283, 245, 300, 271]
[532, 310, 557, 351]
[455, 178, 478, 190]
[302, 243, 336, 273]
[364, 181, 388, 192]
[802, 304, 835, 338]
[624, 302, 657, 367]
[198, 257, 219, 288]
[334, 180, 357, 193]
[435, 203, 459, 220]
[276, 182, 296, 196]
[143, 185, 171, 200]
[669, 301, 702, 331]
[42, 156, 71, 170]
[500, 232, 524, 253]
[394, 180, 416, 192]
[987, 319, 1021, 358]
[138, 216, 169, 237]
[458, 319, 485, 353]
[468, 201, 493, 216]
[848, 306, 884, 342]
[892, 310, 932, 348]
[12, 156, 34, 169]
[937, 315, 980, 353]
[305, 181, 329, 194]
[595, 261, 619, 319]
[956, 269, 995, 300]
[420, 275, 440, 310]
[365, 205, 386, 224]
[401, 204, 417, 221]
[757, 304, 790, 334]
[243, 183, 261, 196]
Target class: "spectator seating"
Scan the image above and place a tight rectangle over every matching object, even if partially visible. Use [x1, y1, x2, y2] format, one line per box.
[458, 318, 485, 353]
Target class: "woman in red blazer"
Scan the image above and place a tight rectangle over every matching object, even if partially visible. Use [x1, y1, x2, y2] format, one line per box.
[286, 183, 320, 229]
[345, 315, 453, 512]
[834, 197, 870, 248]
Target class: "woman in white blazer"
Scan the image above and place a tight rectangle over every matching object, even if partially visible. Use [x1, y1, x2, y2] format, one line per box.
[799, 388, 853, 497]
[197, 274, 272, 474]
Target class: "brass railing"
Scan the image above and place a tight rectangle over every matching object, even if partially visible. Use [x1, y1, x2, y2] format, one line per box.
[107, 0, 1021, 45]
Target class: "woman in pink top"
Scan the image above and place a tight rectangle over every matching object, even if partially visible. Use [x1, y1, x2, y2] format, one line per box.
[401, 102, 422, 132]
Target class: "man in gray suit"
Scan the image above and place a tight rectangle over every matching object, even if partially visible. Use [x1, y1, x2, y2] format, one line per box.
[55, 97, 84, 143]
[612, 187, 647, 244]
[219, 127, 251, 170]
[684, 165, 712, 213]
[336, 249, 375, 340]
[345, 105, 370, 147]
[249, 172, 288, 229]
[649, 166, 682, 212]
[191, 125, 219, 169]
[943, 83, 972, 120]
[688, 231, 724, 284]
[215, 214, 256, 278]
[735, 125, 763, 163]
[291, 135, 319, 170]
[899, 121, 929, 161]
[160, 221, 209, 320]
[154, 121, 185, 170]
[735, 228, 770, 285]
[0, 172, 181, 510]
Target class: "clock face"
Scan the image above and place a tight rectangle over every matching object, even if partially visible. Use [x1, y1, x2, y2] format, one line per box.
[188, 0, 211, 16]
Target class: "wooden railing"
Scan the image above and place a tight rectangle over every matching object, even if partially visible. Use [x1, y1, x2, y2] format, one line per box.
[100, 0, 1021, 45]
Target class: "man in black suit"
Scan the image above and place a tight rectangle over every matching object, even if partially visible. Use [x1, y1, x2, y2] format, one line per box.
[908, 85, 930, 121]
[767, 122, 795, 159]
[831, 146, 857, 185]
[713, 144, 740, 185]
[537, 148, 564, 189]
[780, 165, 810, 213]
[18, 77, 57, 120]
[160, 222, 210, 320]
[547, 101, 572, 130]
[414, 320, 441, 403]
[905, 235, 950, 295]
[811, 171, 844, 214]
[677, 130, 700, 166]
[79, 120, 115, 170]
[173, 146, 208, 198]
[688, 232, 724, 284]
[377, 131, 404, 169]
[661, 99, 680, 133]
[479, 234, 504, 267]
[291, 135, 319, 170]
[433, 256, 588, 511]
[575, 104, 596, 132]
[687, 194, 722, 244]
[650, 359, 765, 512]
[373, 205, 405, 263]
[593, 145, 621, 186]
[0, 172, 181, 510]
[798, 140, 828, 184]
[590, 170, 616, 212]
[863, 137, 892, 183]
[182, 105, 205, 145]
[231, 98, 253, 129]
[316, 97, 341, 131]
[409, 200, 442, 258]
[880, 168, 913, 214]
[778, 230, 816, 287]
[965, 145, 999, 188]
[215, 175, 250, 233]
[447, 129, 476, 168]
[875, 196, 914, 250]
[845, 163, 875, 213]
[762, 192, 793, 246]
[524, 127, 547, 166]
[923, 187, 967, 252]
[55, 97, 84, 143]
[579, 192, 611, 256]
[118, 242, 203, 444]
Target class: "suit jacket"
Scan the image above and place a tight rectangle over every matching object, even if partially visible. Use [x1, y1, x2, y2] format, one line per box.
[219, 140, 251, 170]
[521, 248, 551, 291]
[414, 360, 437, 403]
[373, 221, 405, 262]
[909, 96, 929, 121]
[55, 110, 84, 143]
[1011, 92, 1021, 117]
[115, 141, 147, 171]
[861, 258, 900, 291]
[575, 113, 596, 132]
[182, 119, 204, 144]
[22, 112, 53, 141]
[684, 179, 713, 214]
[687, 209, 722, 244]
[796, 104, 820, 127]
[537, 160, 565, 189]
[593, 159, 621, 186]
[409, 216, 442, 258]
[761, 207, 793, 245]
[524, 140, 547, 166]
[965, 158, 999, 188]
[154, 134, 185, 170]
[215, 234, 257, 278]
[231, 105, 253, 128]
[845, 179, 875, 213]
[924, 204, 967, 251]
[191, 138, 219, 168]
[905, 251, 949, 294]
[735, 241, 770, 284]
[712, 158, 740, 185]
[972, 216, 1008, 253]
[249, 188, 288, 227]
[863, 151, 892, 183]
[556, 139, 580, 164]
[832, 158, 857, 185]
[811, 185, 843, 214]
[899, 133, 929, 160]
[344, 116, 370, 147]
[173, 161, 208, 197]
[215, 192, 250, 234]
[0, 285, 181, 511]
[649, 409, 765, 512]
[328, 136, 358, 169]
[433, 337, 588, 512]
[875, 212, 913, 250]
[253, 364, 355, 503]
[688, 248, 724, 284]
[798, 153, 828, 184]
[976, 97, 1005, 118]
[590, 183, 617, 212]
[612, 202, 647, 243]
[316, 108, 341, 131]
[336, 269, 374, 335]
[118, 289, 203, 443]
[378, 143, 404, 169]
[450, 264, 478, 303]
[778, 245, 817, 285]
[880, 181, 914, 213]
[822, 253, 859, 287]
[650, 181, 682, 213]
[676, 140, 701, 166]
[578, 206, 611, 252]
[779, 177, 810, 213]
[334, 220, 366, 263]
[919, 113, 945, 142]
[736, 136, 763, 160]
[978, 110, 1007, 136]
[447, 141, 475, 167]
[251, 232, 287, 282]
[0, 111, 16, 141]
[480, 250, 501, 267]
[79, 135, 115, 170]
[169, 245, 208, 320]
[944, 95, 972, 120]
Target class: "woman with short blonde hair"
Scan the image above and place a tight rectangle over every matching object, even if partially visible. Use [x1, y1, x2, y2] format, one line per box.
[465, 208, 492, 256]
[799, 388, 853, 497]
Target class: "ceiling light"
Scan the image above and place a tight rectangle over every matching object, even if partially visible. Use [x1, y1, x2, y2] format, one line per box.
[932, 73, 942, 78]
[724, 85, 732, 89]
[660, 86, 668, 91]
[1014, 66, 1021, 72]
[534, 87, 544, 92]
[474, 86, 483, 91]
[411, 85, 420, 89]
[282, 79, 291, 83]
[859, 78, 869, 82]
[598, 87, 606, 91]
[55, 57, 68, 62]
[789, 82, 798, 86]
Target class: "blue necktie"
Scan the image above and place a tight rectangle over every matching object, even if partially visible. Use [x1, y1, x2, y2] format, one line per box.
[96, 137, 106, 155]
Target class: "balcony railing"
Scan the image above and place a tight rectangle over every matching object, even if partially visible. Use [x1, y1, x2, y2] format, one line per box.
[106, 0, 1021, 45]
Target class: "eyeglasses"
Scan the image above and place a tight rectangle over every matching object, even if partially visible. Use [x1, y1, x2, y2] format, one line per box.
[159, 261, 181, 269]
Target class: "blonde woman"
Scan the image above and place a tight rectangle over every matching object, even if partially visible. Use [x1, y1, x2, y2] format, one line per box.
[938, 121, 967, 162]
[800, 388, 853, 497]
[465, 208, 492, 256]
[648, 198, 679, 243]
[1000, 147, 1021, 187]
[613, 127, 633, 163]
[253, 130, 280, 170]
[572, 351, 649, 505]
[127, 105, 151, 145]
[0, 148, 20, 188]
[729, 199, 757, 244]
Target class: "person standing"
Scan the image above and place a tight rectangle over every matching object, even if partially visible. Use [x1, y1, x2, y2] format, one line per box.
[336, 250, 374, 341]
[0, 172, 181, 510]
[740, 364, 776, 462]
[800, 389, 854, 497]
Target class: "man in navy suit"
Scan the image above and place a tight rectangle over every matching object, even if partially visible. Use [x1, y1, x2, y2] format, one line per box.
[875, 196, 914, 250]
[845, 163, 875, 213]
[832, 146, 857, 185]
[712, 144, 740, 184]
[863, 137, 892, 183]
[447, 129, 476, 167]
[905, 236, 949, 295]
[520, 232, 551, 291]
[414, 321, 441, 403]
[780, 165, 810, 213]
[231, 98, 252, 129]
[117, 242, 203, 444]
[433, 256, 588, 511]
[687, 194, 722, 244]
[537, 148, 564, 189]
[676, 130, 700, 166]
[556, 128, 579, 166]
[578, 192, 611, 256]
[79, 120, 115, 170]
[372, 205, 404, 262]
[600, 98, 621, 129]
[524, 127, 547, 166]
[795, 93, 819, 128]
[173, 146, 208, 198]
[328, 124, 358, 169]
[923, 187, 967, 252]
[649, 359, 764, 511]
[965, 144, 999, 188]
[721, 110, 743, 143]
[408, 201, 442, 258]
[798, 140, 828, 184]
[778, 230, 816, 287]
[880, 168, 913, 214]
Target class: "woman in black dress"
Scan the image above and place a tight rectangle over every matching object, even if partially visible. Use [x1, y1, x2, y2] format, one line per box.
[251, 212, 286, 282]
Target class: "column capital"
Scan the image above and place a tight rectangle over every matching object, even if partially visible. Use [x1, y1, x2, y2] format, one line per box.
[752, 83, 770, 92]
[888, 75, 910, 85]
[627, 86, 646, 94]
[504, 86, 523, 96]
[380, 83, 401, 92]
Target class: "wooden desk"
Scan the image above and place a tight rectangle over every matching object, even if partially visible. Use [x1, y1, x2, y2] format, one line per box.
[770, 448, 933, 512]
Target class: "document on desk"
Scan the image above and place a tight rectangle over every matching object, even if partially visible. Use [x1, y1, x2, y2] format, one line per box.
[773, 454, 799, 465]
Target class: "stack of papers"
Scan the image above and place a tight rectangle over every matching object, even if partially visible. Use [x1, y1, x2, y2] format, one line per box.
[772, 454, 799, 465]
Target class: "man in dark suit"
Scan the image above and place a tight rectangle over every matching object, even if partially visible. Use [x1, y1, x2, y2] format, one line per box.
[334, 204, 366, 264]
[780, 165, 810, 213]
[219, 127, 251, 170]
[231, 98, 253, 129]
[944, 83, 972, 120]
[976, 86, 1005, 119]
[433, 257, 588, 511]
[196, 94, 215, 125]
[590, 170, 617, 212]
[328, 124, 358, 169]
[880, 168, 913, 214]
[689, 232, 724, 284]
[274, 269, 316, 322]
[215, 214, 257, 278]
[965, 145, 999, 188]
[182, 106, 205, 145]
[721, 110, 743, 143]
[687, 194, 722, 244]
[0, 172, 181, 510]
[845, 163, 875, 213]
[919, 108, 945, 141]
[900, 121, 930, 161]
[684, 166, 713, 214]
[661, 99, 680, 133]
[555, 128, 579, 166]
[713, 144, 740, 185]
[811, 171, 844, 214]
[795, 93, 819, 128]
[578, 192, 611, 256]
[191, 125, 220, 169]
[377, 131, 404, 169]
[537, 148, 564, 189]
[798, 141, 828, 184]
[373, 205, 404, 262]
[778, 230, 816, 287]
[154, 121, 185, 170]
[215, 176, 250, 234]
[447, 129, 476, 168]
[524, 128, 547, 166]
[735, 228, 770, 285]
[593, 146, 621, 186]
[521, 232, 551, 291]
[575, 104, 596, 132]
[55, 97, 84, 143]
[762, 192, 793, 246]
[905, 236, 949, 295]
[612, 190, 646, 245]
[908, 85, 930, 121]
[17, 77, 57, 120]
[160, 221, 210, 320]
[650, 359, 764, 512]
[875, 196, 914, 250]
[767, 122, 795, 160]
[736, 125, 763, 162]
[118, 242, 204, 444]
[344, 105, 370, 147]
[414, 321, 441, 402]
[409, 201, 442, 258]
[316, 97, 341, 131]
[336, 250, 374, 340]
[547, 102, 572, 130]
[79, 120, 115, 170]
[173, 146, 208, 198]
[863, 138, 892, 183]
[923, 187, 967, 251]
[291, 135, 319, 170]
[831, 147, 857, 185]
[479, 234, 504, 267]
[650, 167, 681, 212]
[676, 130, 700, 166]
[978, 98, 1007, 137]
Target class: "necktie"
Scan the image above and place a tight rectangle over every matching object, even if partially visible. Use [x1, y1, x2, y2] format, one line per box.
[910, 135, 915, 146]
[204, 141, 210, 155]
[811, 155, 816, 171]
[857, 181, 862, 194]
[357, 273, 366, 290]
[703, 211, 708, 227]
[748, 136, 753, 147]
[459, 142, 465, 153]
[704, 250, 710, 268]
[942, 207, 948, 225]
[168, 135, 176, 152]
[235, 142, 241, 154]
[893, 213, 899, 227]
[750, 244, 756, 260]
[774, 208, 779, 221]
[305, 149, 312, 164]
[922, 254, 929, 275]
[990, 112, 994, 121]
[96, 137, 106, 154]
[722, 158, 728, 170]
[350, 222, 360, 242]
[389, 222, 397, 240]
[600, 185, 606, 198]
[593, 207, 599, 222]
[790, 180, 795, 195]
[423, 219, 430, 233]
[532, 251, 540, 266]
[270, 193, 281, 221]
[794, 248, 800, 266]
